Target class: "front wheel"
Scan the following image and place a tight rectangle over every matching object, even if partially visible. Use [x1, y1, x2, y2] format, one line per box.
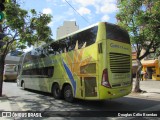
[64, 85, 74, 102]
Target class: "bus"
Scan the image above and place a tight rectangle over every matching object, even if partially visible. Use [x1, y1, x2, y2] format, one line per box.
[17, 22, 132, 102]
[3, 64, 17, 81]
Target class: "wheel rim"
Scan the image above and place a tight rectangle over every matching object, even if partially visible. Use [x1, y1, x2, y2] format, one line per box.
[64, 85, 73, 102]
[52, 84, 61, 99]
[54, 87, 60, 96]
[65, 89, 72, 98]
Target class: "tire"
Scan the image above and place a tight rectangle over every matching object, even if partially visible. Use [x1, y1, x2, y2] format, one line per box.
[64, 85, 74, 102]
[52, 83, 61, 99]
[22, 82, 25, 90]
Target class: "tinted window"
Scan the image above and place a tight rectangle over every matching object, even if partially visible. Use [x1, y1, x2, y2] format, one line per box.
[23, 48, 48, 63]
[22, 66, 54, 78]
[45, 26, 98, 56]
[23, 51, 38, 63]
[23, 26, 98, 60]
[72, 26, 98, 48]
[106, 23, 130, 44]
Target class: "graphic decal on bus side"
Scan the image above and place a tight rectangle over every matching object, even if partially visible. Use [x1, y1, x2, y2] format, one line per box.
[63, 40, 93, 96]
[63, 60, 76, 96]
[65, 41, 92, 75]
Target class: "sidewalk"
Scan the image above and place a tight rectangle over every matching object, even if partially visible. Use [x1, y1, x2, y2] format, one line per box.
[0, 95, 12, 111]
[130, 79, 160, 101]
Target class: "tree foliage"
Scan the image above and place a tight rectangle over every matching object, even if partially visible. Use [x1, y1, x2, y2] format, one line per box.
[0, 0, 53, 96]
[116, 0, 160, 92]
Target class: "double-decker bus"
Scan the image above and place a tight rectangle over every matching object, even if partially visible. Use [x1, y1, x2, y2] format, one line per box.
[17, 22, 132, 102]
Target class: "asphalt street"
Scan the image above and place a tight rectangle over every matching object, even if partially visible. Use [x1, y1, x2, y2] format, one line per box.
[0, 79, 160, 120]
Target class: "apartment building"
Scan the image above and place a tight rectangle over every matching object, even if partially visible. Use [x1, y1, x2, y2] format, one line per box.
[56, 21, 79, 39]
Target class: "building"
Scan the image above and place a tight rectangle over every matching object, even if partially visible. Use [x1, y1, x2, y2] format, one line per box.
[56, 21, 79, 39]
[141, 58, 160, 80]
[141, 51, 160, 80]
[132, 46, 160, 80]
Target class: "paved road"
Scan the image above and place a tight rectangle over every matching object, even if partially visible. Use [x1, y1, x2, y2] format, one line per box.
[1, 79, 160, 119]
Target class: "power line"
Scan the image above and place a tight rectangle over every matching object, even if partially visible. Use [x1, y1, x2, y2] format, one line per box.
[64, 0, 90, 24]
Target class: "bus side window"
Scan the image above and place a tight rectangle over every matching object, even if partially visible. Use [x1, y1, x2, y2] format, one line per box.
[48, 67, 54, 78]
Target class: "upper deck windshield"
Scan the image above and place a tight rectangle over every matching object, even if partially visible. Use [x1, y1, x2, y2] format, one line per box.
[106, 23, 130, 44]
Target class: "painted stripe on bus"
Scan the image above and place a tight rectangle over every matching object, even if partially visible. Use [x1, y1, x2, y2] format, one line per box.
[63, 60, 76, 96]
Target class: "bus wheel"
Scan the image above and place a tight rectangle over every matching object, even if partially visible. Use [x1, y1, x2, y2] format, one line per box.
[52, 84, 61, 99]
[64, 85, 74, 102]
[22, 82, 25, 90]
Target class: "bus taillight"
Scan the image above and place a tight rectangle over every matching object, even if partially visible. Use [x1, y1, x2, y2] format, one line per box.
[101, 69, 111, 88]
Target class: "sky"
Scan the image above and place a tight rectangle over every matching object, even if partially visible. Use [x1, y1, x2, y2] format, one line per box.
[21, 0, 118, 39]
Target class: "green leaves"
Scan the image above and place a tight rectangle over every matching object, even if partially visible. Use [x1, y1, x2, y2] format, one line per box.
[0, 1, 53, 54]
[117, 0, 160, 60]
[5, 2, 27, 30]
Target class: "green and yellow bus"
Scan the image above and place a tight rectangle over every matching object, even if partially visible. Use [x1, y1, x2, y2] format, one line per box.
[17, 22, 132, 102]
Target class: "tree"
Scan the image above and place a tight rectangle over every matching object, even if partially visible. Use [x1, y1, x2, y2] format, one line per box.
[0, 1, 53, 96]
[116, 0, 160, 92]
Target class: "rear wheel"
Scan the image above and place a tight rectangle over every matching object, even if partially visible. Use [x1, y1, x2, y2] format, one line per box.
[64, 85, 74, 102]
[52, 83, 61, 99]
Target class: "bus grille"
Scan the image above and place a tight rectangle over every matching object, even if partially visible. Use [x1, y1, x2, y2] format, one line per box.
[109, 53, 130, 73]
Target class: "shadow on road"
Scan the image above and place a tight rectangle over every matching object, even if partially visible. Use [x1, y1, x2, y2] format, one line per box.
[6, 88, 160, 112]
[2, 81, 160, 119]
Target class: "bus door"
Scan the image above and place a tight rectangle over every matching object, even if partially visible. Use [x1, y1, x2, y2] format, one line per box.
[78, 75, 98, 99]
[78, 62, 98, 99]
